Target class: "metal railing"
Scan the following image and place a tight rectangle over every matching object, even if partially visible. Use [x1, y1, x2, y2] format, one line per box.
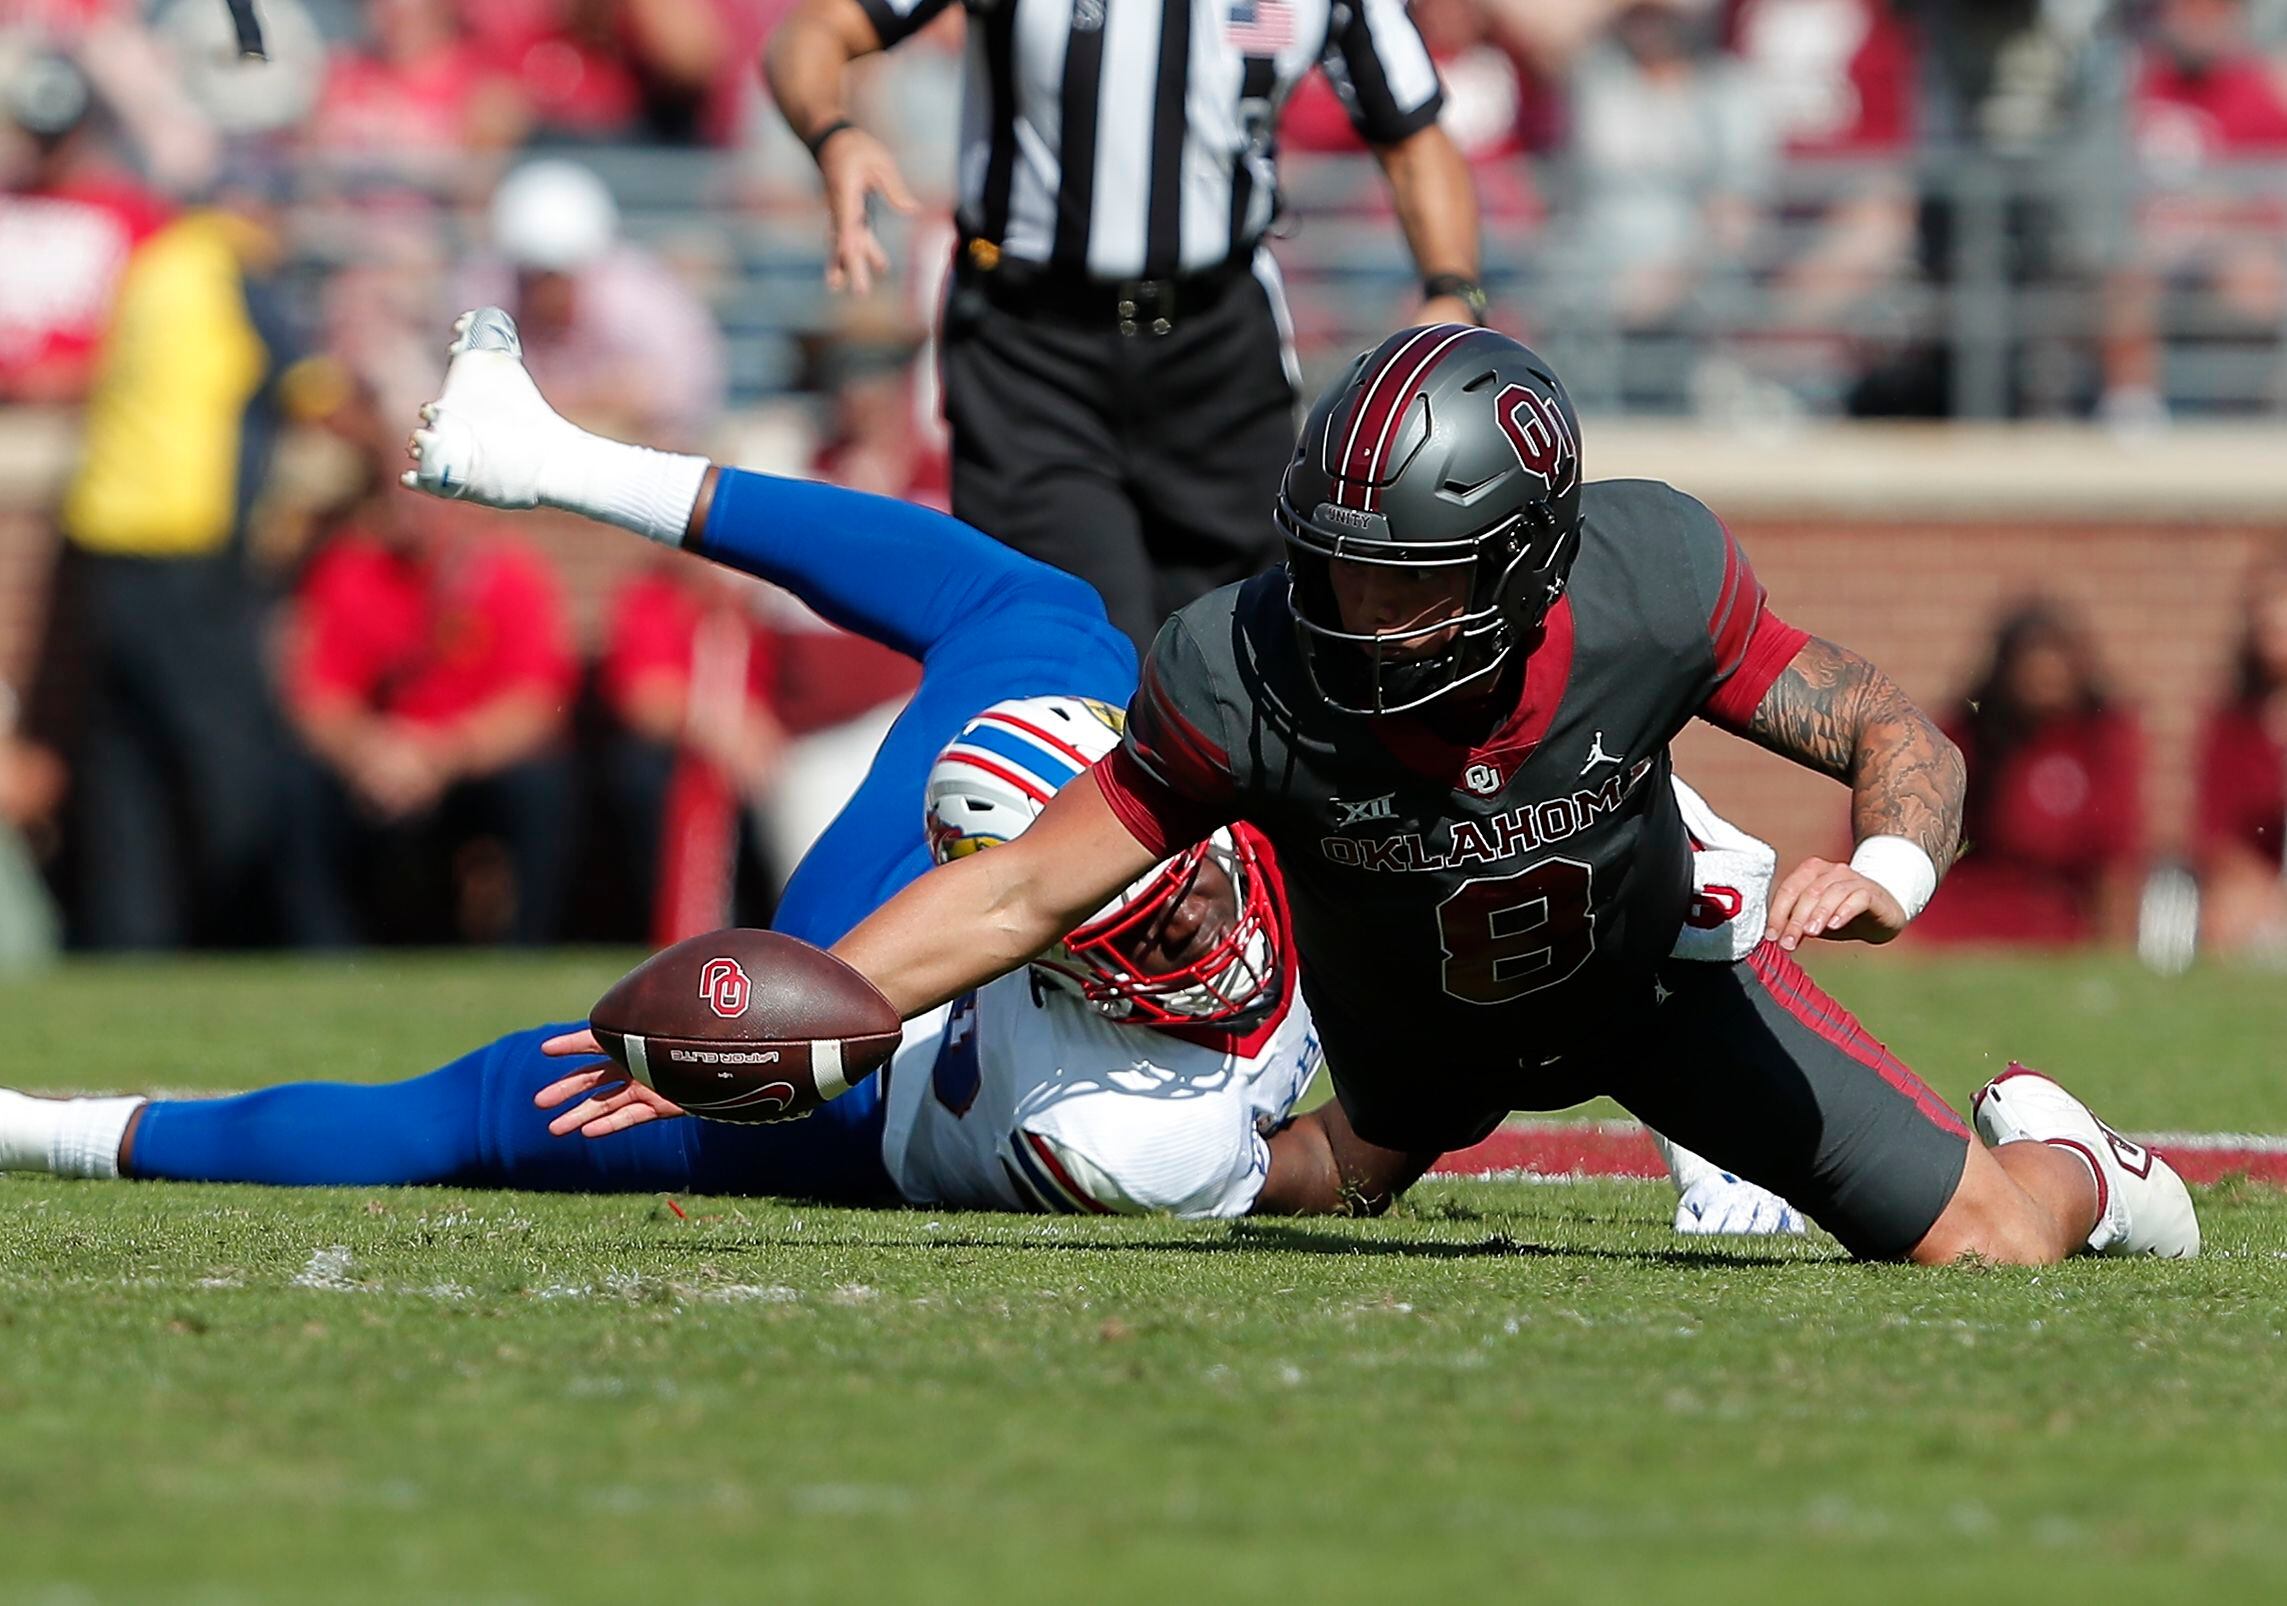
[281, 143, 2287, 422]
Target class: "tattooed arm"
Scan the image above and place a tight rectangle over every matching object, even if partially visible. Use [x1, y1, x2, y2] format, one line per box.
[1739, 635, 1966, 948]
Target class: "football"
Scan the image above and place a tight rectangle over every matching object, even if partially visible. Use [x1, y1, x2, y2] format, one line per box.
[588, 929, 905, 1123]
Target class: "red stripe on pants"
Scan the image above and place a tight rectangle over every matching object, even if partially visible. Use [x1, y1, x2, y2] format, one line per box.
[1745, 943, 1971, 1138]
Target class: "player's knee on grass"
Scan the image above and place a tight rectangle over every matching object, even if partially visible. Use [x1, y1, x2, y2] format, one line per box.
[1612, 953, 1978, 1260]
[1909, 1139, 2086, 1267]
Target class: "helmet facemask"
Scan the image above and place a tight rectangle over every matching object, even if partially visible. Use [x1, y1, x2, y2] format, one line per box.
[925, 698, 1282, 1029]
[1034, 828, 1280, 1029]
[1278, 496, 1572, 717]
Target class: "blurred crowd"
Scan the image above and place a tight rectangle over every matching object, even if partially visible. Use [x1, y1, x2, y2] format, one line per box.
[0, 4, 945, 956]
[9, 1, 2287, 418]
[1905, 578, 2287, 962]
[1, 0, 2286, 963]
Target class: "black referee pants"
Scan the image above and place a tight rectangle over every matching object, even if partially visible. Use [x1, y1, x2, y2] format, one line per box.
[940, 259, 1297, 653]
[55, 548, 282, 949]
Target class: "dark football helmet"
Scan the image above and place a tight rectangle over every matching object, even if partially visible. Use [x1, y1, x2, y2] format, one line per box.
[1276, 325, 1585, 715]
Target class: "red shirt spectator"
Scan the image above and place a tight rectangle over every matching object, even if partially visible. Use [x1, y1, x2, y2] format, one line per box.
[1728, 0, 1915, 157]
[457, 0, 646, 136]
[603, 563, 790, 941]
[1916, 709, 2145, 946]
[1913, 603, 2144, 947]
[2136, 14, 2287, 164]
[0, 172, 167, 401]
[309, 0, 525, 164]
[318, 47, 495, 149]
[457, 0, 727, 142]
[601, 565, 780, 728]
[2191, 561, 2287, 952]
[288, 528, 576, 731]
[2196, 704, 2285, 871]
[685, 0, 796, 147]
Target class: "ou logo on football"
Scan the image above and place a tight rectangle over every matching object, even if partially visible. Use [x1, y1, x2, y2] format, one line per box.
[699, 956, 753, 1019]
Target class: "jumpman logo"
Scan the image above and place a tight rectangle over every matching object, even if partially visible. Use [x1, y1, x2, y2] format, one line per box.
[1580, 731, 1620, 775]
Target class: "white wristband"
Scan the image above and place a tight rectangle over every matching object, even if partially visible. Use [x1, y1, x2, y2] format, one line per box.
[1849, 835, 1938, 923]
[542, 434, 711, 547]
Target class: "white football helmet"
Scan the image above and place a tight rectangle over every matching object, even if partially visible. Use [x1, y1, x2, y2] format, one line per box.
[925, 696, 1280, 1028]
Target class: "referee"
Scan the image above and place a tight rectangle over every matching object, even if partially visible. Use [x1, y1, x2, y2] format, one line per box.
[765, 0, 1485, 650]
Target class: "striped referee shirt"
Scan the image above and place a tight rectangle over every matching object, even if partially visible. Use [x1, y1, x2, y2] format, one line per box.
[854, 0, 1444, 280]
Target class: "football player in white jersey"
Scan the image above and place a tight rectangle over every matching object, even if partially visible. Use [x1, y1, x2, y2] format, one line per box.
[874, 696, 1317, 1216]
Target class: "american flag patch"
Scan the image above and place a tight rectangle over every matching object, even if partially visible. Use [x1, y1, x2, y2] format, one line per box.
[1225, 0, 1293, 53]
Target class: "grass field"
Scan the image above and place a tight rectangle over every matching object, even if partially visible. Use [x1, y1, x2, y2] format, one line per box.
[4, 951, 2286, 1604]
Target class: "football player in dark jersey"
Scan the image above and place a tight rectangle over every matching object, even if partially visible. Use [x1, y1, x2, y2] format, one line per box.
[557, 327, 2198, 1264]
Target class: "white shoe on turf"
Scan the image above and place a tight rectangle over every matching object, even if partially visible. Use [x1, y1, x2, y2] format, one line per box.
[1972, 1064, 2200, 1259]
[400, 308, 581, 510]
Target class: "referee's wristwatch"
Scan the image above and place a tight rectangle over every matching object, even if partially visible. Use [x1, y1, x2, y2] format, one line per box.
[1422, 273, 1489, 326]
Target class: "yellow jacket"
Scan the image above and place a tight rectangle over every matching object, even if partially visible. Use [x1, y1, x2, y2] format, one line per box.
[62, 212, 274, 558]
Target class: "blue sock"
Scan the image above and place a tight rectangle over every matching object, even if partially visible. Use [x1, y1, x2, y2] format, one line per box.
[129, 1023, 893, 1200]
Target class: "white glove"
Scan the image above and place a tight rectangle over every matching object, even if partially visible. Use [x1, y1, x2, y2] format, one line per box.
[1674, 1171, 1807, 1237]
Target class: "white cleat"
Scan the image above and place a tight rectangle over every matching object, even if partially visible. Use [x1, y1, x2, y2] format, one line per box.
[1973, 1064, 2200, 1259]
[400, 307, 581, 510]
[1673, 1171, 1807, 1237]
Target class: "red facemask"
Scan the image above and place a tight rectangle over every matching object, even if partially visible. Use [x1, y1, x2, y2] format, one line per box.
[1036, 826, 1281, 1028]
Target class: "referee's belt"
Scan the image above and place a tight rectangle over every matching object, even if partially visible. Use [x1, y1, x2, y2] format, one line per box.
[957, 241, 1253, 336]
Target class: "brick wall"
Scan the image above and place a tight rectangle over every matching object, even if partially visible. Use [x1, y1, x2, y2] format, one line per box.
[1674, 517, 2287, 868]
[5, 413, 2283, 874]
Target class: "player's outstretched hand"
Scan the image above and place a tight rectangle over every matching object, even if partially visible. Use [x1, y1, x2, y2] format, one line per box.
[534, 1028, 689, 1138]
[1765, 856, 1907, 950]
[818, 128, 917, 296]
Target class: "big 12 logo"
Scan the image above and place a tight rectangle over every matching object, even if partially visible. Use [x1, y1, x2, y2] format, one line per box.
[699, 956, 753, 1020]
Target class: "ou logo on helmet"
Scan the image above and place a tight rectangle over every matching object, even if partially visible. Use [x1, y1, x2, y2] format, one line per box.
[1493, 384, 1579, 499]
[699, 956, 753, 1019]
